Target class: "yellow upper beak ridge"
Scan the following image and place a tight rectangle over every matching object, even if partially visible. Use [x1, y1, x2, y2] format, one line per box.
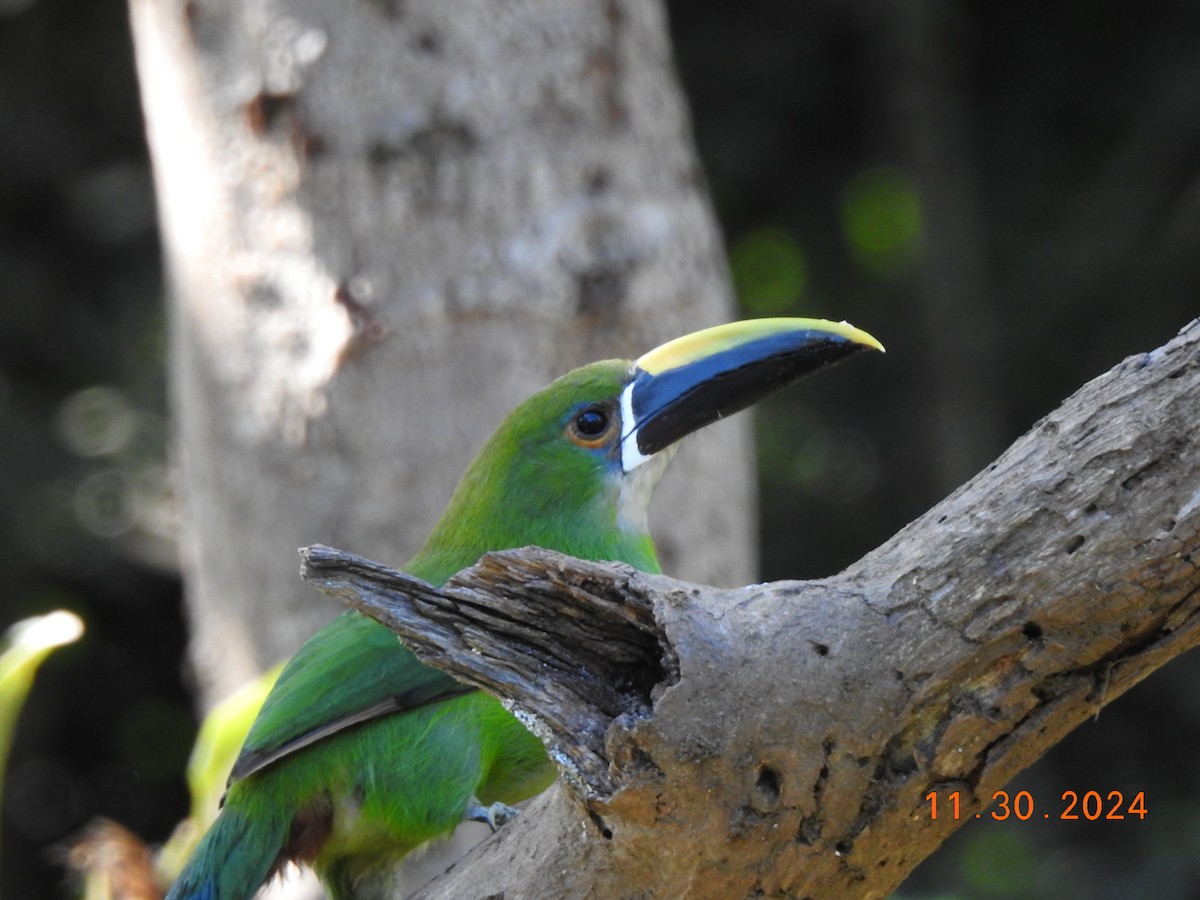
[636, 317, 885, 376]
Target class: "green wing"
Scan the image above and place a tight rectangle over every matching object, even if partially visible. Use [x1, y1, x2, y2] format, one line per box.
[231, 610, 473, 781]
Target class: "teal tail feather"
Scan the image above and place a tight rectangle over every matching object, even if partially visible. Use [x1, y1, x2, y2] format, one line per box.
[165, 802, 291, 900]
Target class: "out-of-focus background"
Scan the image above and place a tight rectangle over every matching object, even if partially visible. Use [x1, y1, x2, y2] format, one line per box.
[2, 0, 1198, 896]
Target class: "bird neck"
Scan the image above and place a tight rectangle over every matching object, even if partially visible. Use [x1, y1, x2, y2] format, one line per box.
[405, 464, 661, 586]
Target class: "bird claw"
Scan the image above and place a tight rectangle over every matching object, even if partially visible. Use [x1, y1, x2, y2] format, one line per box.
[466, 800, 520, 832]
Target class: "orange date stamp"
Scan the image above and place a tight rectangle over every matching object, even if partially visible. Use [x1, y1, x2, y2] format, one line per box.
[925, 789, 1147, 822]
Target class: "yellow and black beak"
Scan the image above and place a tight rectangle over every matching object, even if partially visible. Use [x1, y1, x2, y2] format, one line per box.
[620, 317, 883, 472]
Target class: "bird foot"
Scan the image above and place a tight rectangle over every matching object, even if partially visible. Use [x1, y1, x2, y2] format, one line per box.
[466, 800, 520, 832]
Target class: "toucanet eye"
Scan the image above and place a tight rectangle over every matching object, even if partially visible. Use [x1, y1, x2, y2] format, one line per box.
[575, 408, 608, 436]
[566, 404, 617, 448]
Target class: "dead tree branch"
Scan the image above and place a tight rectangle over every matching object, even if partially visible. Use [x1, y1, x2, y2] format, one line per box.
[301, 319, 1200, 898]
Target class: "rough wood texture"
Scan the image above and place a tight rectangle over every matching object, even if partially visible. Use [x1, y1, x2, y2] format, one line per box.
[301, 545, 670, 796]
[301, 319, 1200, 898]
[128, 0, 751, 707]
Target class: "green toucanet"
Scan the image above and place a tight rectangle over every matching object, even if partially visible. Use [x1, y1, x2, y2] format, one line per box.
[167, 317, 883, 899]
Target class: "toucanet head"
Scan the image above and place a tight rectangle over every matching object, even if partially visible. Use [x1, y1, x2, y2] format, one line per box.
[410, 318, 882, 580]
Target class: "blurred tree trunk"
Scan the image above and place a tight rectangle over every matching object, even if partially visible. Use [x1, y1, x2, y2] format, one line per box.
[127, 0, 750, 711]
[867, 0, 1005, 495]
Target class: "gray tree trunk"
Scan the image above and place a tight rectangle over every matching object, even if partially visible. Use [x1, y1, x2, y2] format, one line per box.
[128, 0, 751, 710]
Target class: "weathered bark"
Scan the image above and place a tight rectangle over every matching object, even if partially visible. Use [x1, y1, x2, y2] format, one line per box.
[301, 319, 1200, 898]
[128, 0, 750, 708]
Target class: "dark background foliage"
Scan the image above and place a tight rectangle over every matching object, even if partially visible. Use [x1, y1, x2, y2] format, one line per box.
[2, 0, 1198, 896]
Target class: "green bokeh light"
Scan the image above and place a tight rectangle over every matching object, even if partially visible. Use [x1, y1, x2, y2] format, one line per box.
[729, 226, 808, 315]
[960, 828, 1036, 897]
[839, 167, 923, 275]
